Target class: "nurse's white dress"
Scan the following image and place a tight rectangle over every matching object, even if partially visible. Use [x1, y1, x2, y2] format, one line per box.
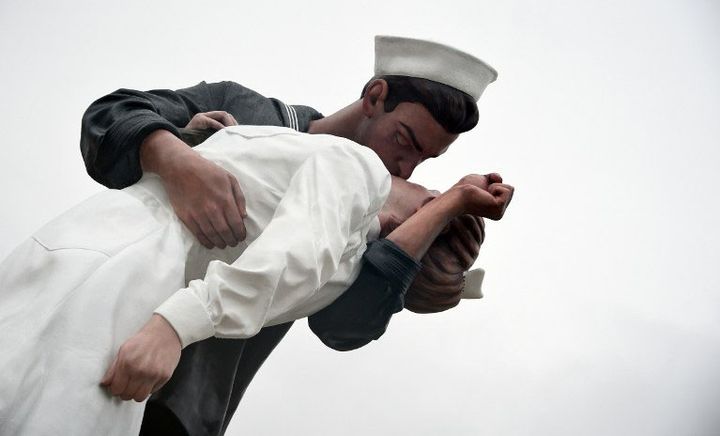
[0, 126, 390, 435]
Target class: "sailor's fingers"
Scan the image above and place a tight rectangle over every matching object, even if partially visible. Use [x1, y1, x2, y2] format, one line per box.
[227, 176, 248, 241]
[208, 204, 239, 248]
[184, 217, 214, 249]
[195, 215, 227, 249]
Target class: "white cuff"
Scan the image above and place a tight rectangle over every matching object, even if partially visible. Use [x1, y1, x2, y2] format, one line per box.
[462, 268, 485, 299]
[154, 288, 215, 348]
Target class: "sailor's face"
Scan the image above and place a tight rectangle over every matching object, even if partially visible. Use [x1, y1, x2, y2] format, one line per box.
[362, 102, 458, 179]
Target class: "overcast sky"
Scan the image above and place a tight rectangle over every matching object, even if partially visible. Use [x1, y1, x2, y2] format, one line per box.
[1, 0, 719, 435]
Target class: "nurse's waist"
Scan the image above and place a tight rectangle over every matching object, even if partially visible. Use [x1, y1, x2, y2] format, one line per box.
[121, 174, 196, 249]
[123, 174, 251, 268]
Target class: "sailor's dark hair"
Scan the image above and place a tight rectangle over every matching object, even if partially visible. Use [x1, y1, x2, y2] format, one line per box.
[361, 75, 479, 134]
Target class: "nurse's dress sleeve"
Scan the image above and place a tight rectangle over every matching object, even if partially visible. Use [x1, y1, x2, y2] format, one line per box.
[154, 144, 390, 348]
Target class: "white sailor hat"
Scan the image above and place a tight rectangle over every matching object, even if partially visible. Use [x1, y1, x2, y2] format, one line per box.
[374, 35, 498, 101]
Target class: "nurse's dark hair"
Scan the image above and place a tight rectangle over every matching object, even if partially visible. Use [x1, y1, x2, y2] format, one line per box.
[360, 75, 479, 134]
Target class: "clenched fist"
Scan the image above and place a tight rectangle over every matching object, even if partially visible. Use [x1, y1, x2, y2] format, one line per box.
[101, 315, 181, 402]
[454, 173, 514, 221]
[405, 172, 514, 313]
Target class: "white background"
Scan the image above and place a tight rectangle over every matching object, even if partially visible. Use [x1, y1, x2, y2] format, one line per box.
[1, 1, 719, 435]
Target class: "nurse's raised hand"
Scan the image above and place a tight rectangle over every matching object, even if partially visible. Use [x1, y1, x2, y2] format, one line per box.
[101, 314, 182, 402]
[454, 173, 514, 221]
[140, 129, 248, 248]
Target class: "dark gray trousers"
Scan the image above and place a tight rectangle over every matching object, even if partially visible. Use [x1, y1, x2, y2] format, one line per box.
[139, 322, 293, 436]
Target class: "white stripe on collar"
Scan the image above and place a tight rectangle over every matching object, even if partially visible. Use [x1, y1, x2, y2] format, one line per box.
[282, 102, 299, 131]
[289, 104, 299, 131]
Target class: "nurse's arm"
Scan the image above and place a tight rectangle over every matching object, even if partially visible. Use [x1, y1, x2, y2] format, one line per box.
[102, 143, 389, 401]
[309, 175, 511, 349]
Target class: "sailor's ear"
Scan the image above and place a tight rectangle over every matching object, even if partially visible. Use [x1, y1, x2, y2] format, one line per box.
[361, 79, 389, 117]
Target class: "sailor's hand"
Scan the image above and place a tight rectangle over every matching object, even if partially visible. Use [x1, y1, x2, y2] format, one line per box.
[164, 149, 248, 248]
[140, 130, 248, 248]
[101, 315, 181, 402]
[405, 215, 484, 313]
[185, 110, 238, 130]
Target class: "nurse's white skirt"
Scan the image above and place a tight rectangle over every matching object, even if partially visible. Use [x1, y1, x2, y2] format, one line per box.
[0, 185, 189, 435]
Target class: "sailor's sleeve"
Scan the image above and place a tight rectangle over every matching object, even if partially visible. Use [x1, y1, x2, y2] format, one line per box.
[308, 238, 422, 351]
[154, 143, 391, 347]
[79, 81, 267, 189]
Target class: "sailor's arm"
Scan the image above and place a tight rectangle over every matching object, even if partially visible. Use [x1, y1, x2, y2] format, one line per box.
[81, 81, 232, 187]
[80, 81, 270, 248]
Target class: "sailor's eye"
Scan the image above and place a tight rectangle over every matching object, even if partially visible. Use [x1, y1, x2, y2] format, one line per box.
[396, 132, 409, 147]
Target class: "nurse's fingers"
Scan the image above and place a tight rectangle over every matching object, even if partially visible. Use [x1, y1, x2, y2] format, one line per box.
[107, 365, 130, 398]
[486, 173, 503, 184]
[132, 383, 154, 403]
[120, 378, 145, 402]
[486, 183, 515, 221]
[151, 377, 170, 395]
[100, 357, 118, 387]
